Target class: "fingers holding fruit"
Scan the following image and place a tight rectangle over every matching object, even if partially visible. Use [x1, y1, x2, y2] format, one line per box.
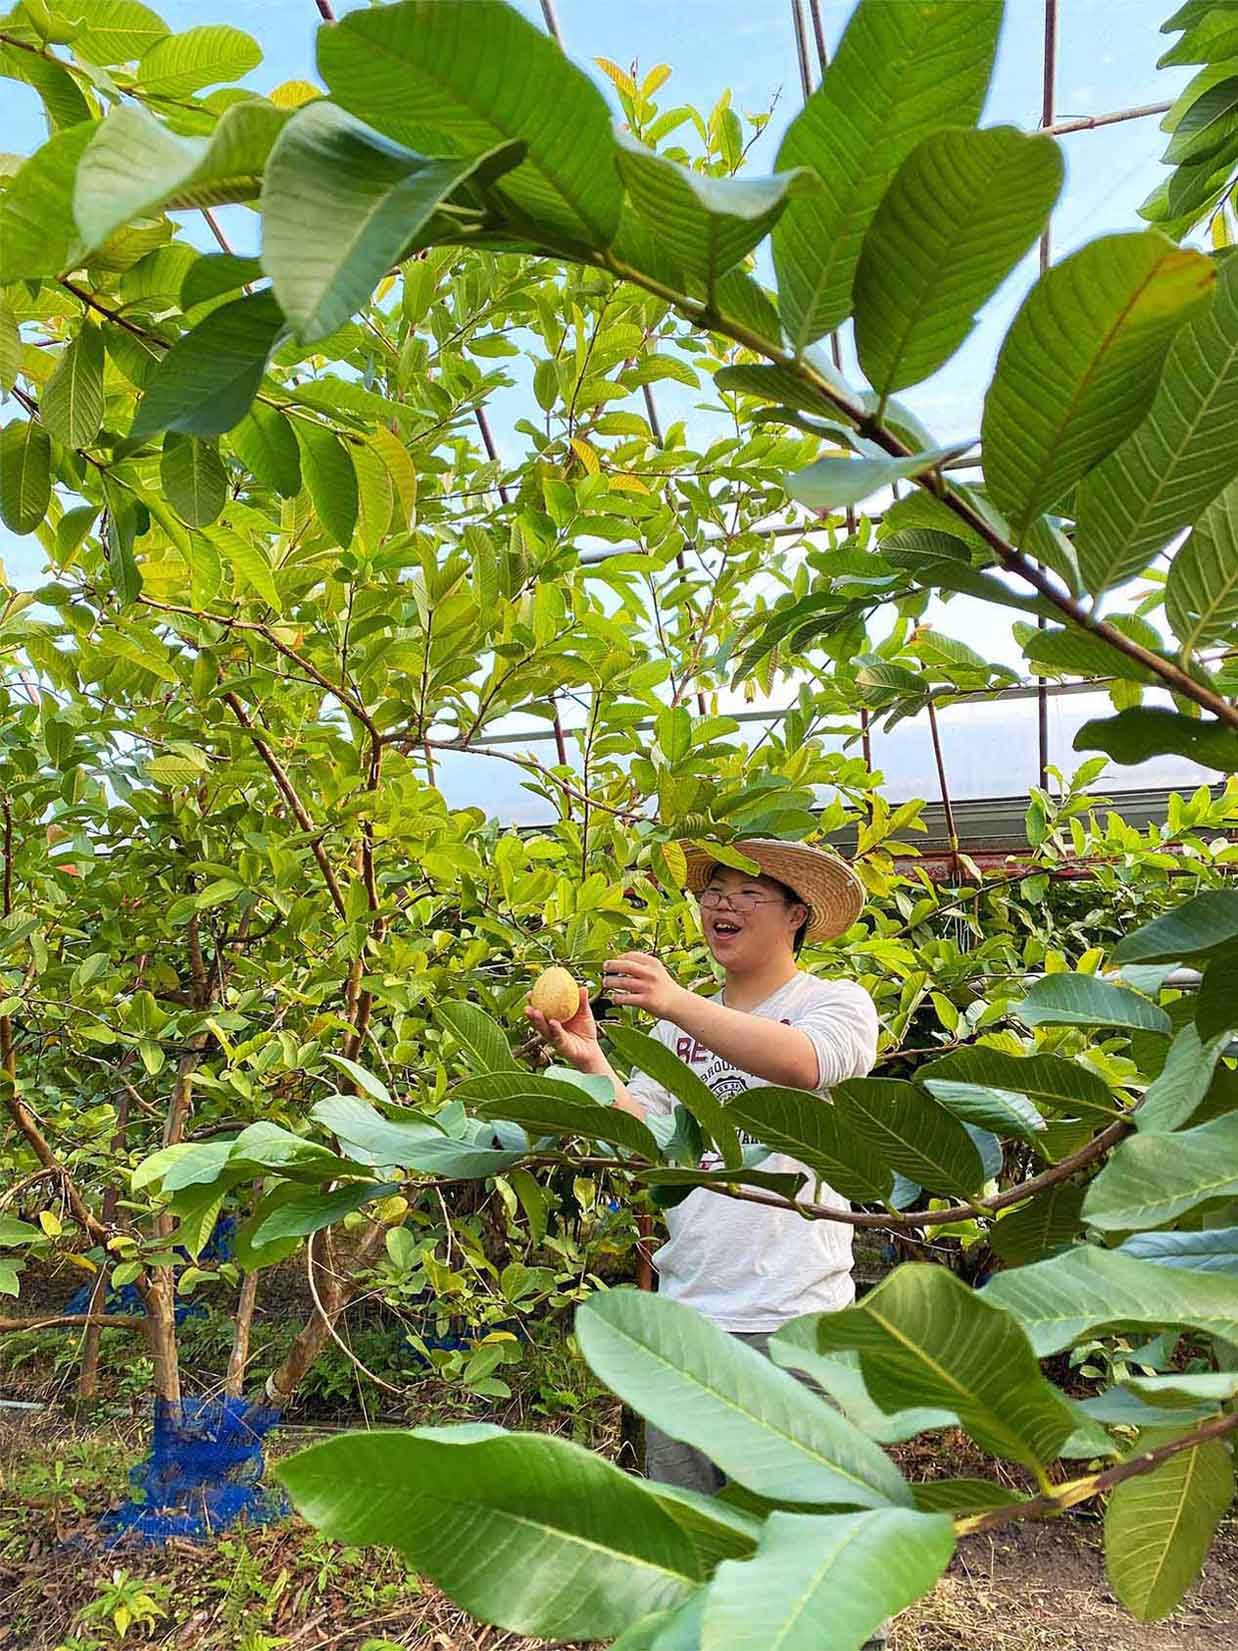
[602, 953, 682, 1019]
[525, 968, 598, 1066]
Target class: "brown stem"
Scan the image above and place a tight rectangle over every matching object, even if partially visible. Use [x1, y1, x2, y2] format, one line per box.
[264, 1219, 388, 1406]
[225, 1270, 260, 1398]
[423, 738, 639, 820]
[223, 692, 349, 919]
[313, 0, 335, 18]
[1, 1313, 145, 1332]
[79, 1075, 131, 1401]
[1045, 100, 1171, 137]
[955, 1410, 1238, 1537]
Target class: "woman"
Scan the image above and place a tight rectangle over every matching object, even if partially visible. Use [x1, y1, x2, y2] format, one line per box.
[527, 838, 879, 1491]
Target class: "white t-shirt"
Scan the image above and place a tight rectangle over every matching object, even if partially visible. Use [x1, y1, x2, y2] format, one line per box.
[627, 972, 879, 1332]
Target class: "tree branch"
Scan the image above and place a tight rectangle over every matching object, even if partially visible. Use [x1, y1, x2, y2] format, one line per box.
[954, 1410, 1238, 1536]
[0, 1312, 145, 1332]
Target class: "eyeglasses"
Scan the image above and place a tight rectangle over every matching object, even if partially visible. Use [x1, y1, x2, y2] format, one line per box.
[696, 889, 790, 914]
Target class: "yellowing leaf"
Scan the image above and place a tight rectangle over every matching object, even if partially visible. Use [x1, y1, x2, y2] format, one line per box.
[38, 1209, 62, 1237]
[642, 65, 672, 98]
[608, 472, 648, 493]
[269, 79, 320, 109]
[595, 56, 637, 98]
[63, 1251, 98, 1272]
[569, 435, 600, 475]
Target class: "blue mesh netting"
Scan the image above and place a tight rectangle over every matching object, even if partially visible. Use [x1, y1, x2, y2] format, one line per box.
[100, 1395, 286, 1546]
[65, 1215, 235, 1324]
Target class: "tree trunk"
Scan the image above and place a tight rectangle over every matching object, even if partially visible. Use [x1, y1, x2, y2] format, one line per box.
[263, 1221, 388, 1407]
[78, 1081, 131, 1403]
[225, 1271, 260, 1398]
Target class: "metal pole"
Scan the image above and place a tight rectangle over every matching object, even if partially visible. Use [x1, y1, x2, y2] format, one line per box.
[1035, 0, 1058, 793]
[807, 0, 829, 78]
[926, 698, 962, 883]
[790, 0, 813, 101]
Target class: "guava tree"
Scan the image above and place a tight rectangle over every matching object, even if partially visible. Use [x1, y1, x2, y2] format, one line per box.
[0, 0, 1236, 1640]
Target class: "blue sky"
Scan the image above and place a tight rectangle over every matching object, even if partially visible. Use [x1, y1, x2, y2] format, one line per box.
[3, 1, 1213, 813]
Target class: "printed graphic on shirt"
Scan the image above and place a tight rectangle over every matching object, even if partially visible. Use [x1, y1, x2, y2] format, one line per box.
[675, 1022, 795, 1165]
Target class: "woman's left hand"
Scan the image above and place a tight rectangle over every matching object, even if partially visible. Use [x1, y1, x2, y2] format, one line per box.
[602, 953, 684, 1020]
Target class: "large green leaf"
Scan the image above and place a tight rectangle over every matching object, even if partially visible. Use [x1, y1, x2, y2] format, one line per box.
[855, 127, 1061, 400]
[131, 289, 286, 439]
[436, 1001, 518, 1074]
[1084, 1113, 1238, 1230]
[982, 1245, 1238, 1354]
[40, 324, 105, 448]
[918, 1047, 1119, 1118]
[1115, 888, 1238, 964]
[1077, 251, 1238, 594]
[921, 1079, 1047, 1140]
[772, 0, 1000, 351]
[160, 434, 227, 528]
[317, 0, 622, 248]
[293, 422, 358, 549]
[0, 420, 51, 536]
[1016, 972, 1171, 1035]
[786, 446, 967, 513]
[724, 1086, 892, 1202]
[615, 136, 808, 301]
[645, 1484, 760, 1572]
[989, 1183, 1087, 1265]
[72, 0, 169, 65]
[251, 1179, 393, 1245]
[1017, 624, 1159, 683]
[135, 24, 261, 99]
[0, 40, 90, 133]
[230, 405, 301, 497]
[808, 1265, 1076, 1468]
[770, 1320, 957, 1444]
[1120, 1226, 1238, 1274]
[1167, 479, 1238, 649]
[831, 1078, 985, 1197]
[74, 102, 285, 253]
[701, 1508, 954, 1651]
[1165, 75, 1238, 164]
[981, 233, 1214, 545]
[310, 1093, 444, 1168]
[1104, 1427, 1234, 1621]
[576, 1290, 910, 1510]
[1075, 706, 1238, 773]
[0, 122, 93, 283]
[470, 1085, 659, 1160]
[263, 103, 523, 343]
[607, 1025, 742, 1170]
[1136, 1023, 1231, 1133]
[277, 1427, 702, 1640]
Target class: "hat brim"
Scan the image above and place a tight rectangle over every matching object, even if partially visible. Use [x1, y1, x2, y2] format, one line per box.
[680, 839, 864, 944]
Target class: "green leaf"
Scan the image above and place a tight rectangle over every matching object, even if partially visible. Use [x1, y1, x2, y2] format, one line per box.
[41, 324, 105, 448]
[251, 1179, 395, 1246]
[918, 1048, 1119, 1119]
[160, 434, 227, 527]
[1017, 972, 1171, 1035]
[1116, 889, 1238, 965]
[1137, 1023, 1231, 1133]
[0, 123, 93, 284]
[0, 297, 17, 394]
[724, 1086, 892, 1202]
[145, 753, 210, 786]
[0, 1217, 41, 1246]
[1105, 1427, 1234, 1621]
[981, 233, 1215, 545]
[606, 1025, 742, 1170]
[437, 1001, 518, 1074]
[702, 1508, 954, 1651]
[1076, 706, 1238, 774]
[72, 0, 169, 65]
[921, 1080, 1047, 1140]
[131, 289, 286, 439]
[0, 419, 51, 535]
[615, 135, 809, 299]
[470, 1084, 659, 1160]
[135, 24, 261, 99]
[203, 523, 281, 611]
[786, 446, 966, 513]
[855, 127, 1062, 399]
[988, 1183, 1087, 1266]
[311, 1094, 442, 1168]
[912, 1478, 1026, 1514]
[317, 0, 623, 248]
[1084, 1112, 1238, 1230]
[1077, 250, 1238, 594]
[102, 479, 141, 604]
[0, 40, 89, 132]
[831, 1078, 985, 1197]
[770, 1322, 957, 1444]
[808, 1265, 1076, 1468]
[576, 1289, 910, 1509]
[772, 0, 1000, 350]
[263, 103, 523, 343]
[982, 1246, 1238, 1354]
[1166, 481, 1238, 652]
[645, 1484, 760, 1571]
[1120, 1227, 1238, 1275]
[277, 1427, 702, 1640]
[230, 404, 301, 498]
[322, 1052, 392, 1103]
[1019, 624, 1158, 683]
[74, 102, 285, 254]
[182, 251, 262, 309]
[1165, 76, 1238, 164]
[294, 422, 358, 549]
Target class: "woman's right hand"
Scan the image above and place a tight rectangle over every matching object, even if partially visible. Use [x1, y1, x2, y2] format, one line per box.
[525, 986, 602, 1072]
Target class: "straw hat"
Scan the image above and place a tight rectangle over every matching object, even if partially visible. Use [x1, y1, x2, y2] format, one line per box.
[680, 839, 864, 944]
